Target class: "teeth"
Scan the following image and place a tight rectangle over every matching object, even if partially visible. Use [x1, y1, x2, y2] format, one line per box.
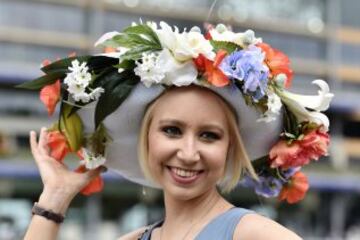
[171, 167, 199, 178]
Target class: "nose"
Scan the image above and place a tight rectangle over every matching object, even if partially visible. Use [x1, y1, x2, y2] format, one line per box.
[176, 135, 200, 163]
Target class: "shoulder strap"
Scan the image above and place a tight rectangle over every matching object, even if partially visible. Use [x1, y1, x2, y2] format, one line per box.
[196, 207, 254, 240]
[138, 221, 163, 240]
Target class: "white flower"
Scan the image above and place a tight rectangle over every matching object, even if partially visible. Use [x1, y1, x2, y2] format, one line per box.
[68, 59, 88, 73]
[134, 52, 166, 87]
[210, 25, 262, 48]
[67, 82, 86, 96]
[72, 92, 91, 103]
[157, 49, 197, 86]
[64, 60, 104, 103]
[134, 49, 198, 87]
[281, 79, 333, 111]
[154, 21, 215, 62]
[257, 91, 282, 123]
[65, 60, 92, 88]
[174, 29, 215, 61]
[276, 79, 334, 132]
[89, 87, 105, 101]
[80, 148, 106, 170]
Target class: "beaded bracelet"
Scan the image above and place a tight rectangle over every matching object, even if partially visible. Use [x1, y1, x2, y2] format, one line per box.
[31, 202, 65, 224]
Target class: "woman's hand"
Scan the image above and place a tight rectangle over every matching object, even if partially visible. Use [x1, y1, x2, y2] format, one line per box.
[30, 127, 105, 214]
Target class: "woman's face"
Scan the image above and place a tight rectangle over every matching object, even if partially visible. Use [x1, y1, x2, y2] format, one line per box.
[147, 86, 230, 200]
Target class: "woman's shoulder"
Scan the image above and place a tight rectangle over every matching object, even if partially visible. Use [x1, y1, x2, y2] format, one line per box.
[234, 212, 302, 240]
[117, 226, 148, 240]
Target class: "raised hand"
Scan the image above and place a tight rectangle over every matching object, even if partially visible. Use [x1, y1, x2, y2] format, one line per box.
[29, 127, 105, 214]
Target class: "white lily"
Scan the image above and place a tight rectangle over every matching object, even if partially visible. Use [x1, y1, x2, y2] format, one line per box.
[157, 49, 198, 86]
[282, 79, 334, 111]
[276, 79, 334, 132]
[154, 21, 215, 62]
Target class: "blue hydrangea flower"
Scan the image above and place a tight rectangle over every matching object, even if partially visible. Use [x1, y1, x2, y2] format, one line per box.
[241, 174, 283, 198]
[220, 46, 269, 101]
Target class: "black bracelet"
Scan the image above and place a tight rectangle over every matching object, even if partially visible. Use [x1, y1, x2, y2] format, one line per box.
[31, 202, 65, 224]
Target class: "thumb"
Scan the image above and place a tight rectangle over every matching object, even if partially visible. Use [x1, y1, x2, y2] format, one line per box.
[84, 165, 107, 181]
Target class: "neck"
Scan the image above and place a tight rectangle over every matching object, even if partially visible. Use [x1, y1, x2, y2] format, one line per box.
[162, 187, 226, 225]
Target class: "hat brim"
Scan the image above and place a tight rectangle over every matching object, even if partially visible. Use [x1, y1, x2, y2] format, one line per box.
[78, 84, 282, 187]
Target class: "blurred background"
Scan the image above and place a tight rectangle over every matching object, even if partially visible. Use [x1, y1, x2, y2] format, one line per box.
[0, 0, 359, 239]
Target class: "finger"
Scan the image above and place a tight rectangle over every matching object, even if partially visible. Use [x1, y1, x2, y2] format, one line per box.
[84, 166, 107, 181]
[29, 131, 40, 160]
[38, 127, 50, 155]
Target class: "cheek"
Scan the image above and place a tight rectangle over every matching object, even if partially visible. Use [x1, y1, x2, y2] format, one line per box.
[203, 141, 229, 172]
[148, 130, 174, 166]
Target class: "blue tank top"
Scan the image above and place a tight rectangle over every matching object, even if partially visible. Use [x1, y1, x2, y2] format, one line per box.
[138, 207, 253, 240]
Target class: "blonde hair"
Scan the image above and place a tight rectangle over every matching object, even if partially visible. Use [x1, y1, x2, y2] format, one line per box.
[138, 87, 258, 192]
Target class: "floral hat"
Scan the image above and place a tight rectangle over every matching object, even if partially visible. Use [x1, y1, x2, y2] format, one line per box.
[17, 21, 333, 203]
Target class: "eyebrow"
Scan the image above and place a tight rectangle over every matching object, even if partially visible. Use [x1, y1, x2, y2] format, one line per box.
[158, 119, 225, 133]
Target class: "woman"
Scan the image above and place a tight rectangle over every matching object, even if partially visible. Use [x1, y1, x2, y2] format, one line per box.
[21, 21, 332, 239]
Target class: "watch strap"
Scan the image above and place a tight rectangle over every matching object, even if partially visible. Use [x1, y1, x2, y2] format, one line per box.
[32, 202, 65, 224]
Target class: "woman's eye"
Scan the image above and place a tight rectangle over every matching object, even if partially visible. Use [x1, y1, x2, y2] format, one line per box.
[200, 132, 220, 141]
[161, 126, 182, 137]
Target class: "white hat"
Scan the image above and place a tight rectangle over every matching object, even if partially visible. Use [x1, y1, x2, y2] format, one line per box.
[18, 21, 333, 203]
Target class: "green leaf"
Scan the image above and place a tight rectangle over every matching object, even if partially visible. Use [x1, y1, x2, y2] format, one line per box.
[113, 34, 151, 48]
[94, 70, 140, 129]
[87, 56, 119, 73]
[283, 105, 299, 135]
[41, 56, 91, 74]
[251, 155, 270, 172]
[123, 24, 161, 46]
[113, 60, 136, 70]
[210, 40, 240, 54]
[59, 103, 84, 152]
[120, 45, 158, 61]
[15, 71, 65, 90]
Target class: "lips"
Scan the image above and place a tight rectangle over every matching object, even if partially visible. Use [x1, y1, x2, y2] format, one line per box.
[167, 166, 204, 185]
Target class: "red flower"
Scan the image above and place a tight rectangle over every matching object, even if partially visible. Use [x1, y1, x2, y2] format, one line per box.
[257, 42, 293, 88]
[194, 50, 229, 87]
[47, 130, 70, 162]
[75, 165, 104, 195]
[40, 80, 61, 116]
[269, 129, 330, 168]
[279, 171, 309, 204]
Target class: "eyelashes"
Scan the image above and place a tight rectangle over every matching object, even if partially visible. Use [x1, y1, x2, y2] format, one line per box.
[160, 126, 221, 141]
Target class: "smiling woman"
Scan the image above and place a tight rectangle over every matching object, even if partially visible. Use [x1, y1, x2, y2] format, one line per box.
[138, 86, 257, 195]
[19, 21, 333, 240]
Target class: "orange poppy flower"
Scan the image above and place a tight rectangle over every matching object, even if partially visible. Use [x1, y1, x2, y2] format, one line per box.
[40, 80, 61, 116]
[194, 50, 229, 87]
[75, 165, 104, 195]
[47, 130, 70, 162]
[279, 171, 309, 204]
[257, 42, 293, 88]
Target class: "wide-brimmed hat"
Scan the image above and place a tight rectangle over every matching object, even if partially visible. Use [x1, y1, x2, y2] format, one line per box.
[18, 21, 333, 203]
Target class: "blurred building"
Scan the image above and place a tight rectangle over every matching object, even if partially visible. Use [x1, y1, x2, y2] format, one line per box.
[0, 0, 359, 239]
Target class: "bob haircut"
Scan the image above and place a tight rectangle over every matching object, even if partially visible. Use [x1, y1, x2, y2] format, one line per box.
[138, 86, 258, 193]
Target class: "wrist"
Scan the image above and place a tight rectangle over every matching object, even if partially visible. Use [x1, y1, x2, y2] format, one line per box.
[38, 188, 75, 215]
